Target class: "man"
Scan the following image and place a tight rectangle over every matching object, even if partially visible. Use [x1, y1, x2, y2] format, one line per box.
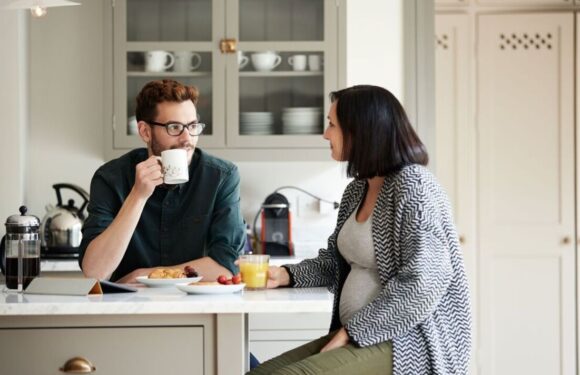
[79, 79, 245, 283]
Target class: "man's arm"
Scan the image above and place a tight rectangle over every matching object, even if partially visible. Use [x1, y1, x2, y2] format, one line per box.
[81, 156, 163, 280]
[115, 256, 233, 283]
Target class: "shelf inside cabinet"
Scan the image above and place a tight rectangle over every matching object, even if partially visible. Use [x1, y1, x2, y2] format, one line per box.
[127, 71, 212, 77]
[239, 71, 323, 77]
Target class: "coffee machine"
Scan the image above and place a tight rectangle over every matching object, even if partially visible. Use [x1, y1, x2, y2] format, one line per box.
[258, 193, 293, 256]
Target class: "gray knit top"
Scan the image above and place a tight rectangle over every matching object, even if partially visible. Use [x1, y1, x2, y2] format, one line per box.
[337, 207, 382, 325]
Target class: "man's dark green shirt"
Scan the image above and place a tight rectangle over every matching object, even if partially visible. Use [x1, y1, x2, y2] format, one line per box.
[79, 148, 246, 282]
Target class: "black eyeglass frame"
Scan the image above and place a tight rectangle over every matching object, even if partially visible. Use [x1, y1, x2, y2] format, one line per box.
[147, 120, 206, 136]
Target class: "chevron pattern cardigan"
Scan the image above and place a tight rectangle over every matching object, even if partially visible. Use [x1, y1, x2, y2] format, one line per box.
[284, 164, 471, 375]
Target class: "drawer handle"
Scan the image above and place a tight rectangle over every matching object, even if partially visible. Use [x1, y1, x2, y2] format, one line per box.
[59, 357, 96, 373]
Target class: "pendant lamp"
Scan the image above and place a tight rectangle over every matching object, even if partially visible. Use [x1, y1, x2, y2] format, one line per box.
[0, 0, 80, 18]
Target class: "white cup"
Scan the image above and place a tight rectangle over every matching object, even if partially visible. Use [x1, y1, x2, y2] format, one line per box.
[288, 55, 307, 71]
[238, 51, 249, 70]
[251, 51, 282, 72]
[127, 116, 138, 135]
[174, 51, 202, 72]
[308, 54, 322, 71]
[156, 149, 189, 184]
[145, 50, 175, 72]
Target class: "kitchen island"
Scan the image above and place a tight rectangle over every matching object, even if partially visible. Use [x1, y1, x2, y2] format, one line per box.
[0, 285, 333, 374]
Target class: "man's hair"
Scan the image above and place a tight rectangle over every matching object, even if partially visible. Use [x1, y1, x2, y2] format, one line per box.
[135, 79, 199, 122]
[330, 85, 428, 179]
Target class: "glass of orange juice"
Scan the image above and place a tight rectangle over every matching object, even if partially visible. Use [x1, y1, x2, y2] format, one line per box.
[239, 254, 270, 290]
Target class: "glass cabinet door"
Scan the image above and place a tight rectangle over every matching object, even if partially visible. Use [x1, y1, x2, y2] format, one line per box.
[113, 0, 225, 150]
[225, 0, 337, 148]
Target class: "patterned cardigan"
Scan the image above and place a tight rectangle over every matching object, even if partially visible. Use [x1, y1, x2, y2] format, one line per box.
[284, 164, 471, 375]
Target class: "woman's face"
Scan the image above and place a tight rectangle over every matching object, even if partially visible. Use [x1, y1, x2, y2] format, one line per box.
[323, 101, 344, 161]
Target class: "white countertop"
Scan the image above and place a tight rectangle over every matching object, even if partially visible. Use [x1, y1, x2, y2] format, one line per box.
[40, 256, 305, 272]
[0, 286, 333, 316]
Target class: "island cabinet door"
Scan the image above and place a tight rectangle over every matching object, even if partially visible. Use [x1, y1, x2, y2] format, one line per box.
[0, 326, 204, 374]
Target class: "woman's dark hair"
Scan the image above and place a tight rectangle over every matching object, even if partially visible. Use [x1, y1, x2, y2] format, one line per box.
[329, 85, 428, 179]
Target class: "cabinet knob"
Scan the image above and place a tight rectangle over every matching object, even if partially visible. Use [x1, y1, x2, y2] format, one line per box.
[220, 38, 237, 53]
[459, 235, 465, 245]
[562, 236, 571, 245]
[59, 357, 96, 373]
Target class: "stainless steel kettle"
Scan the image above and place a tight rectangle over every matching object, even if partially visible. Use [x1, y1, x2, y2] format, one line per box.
[39, 183, 89, 258]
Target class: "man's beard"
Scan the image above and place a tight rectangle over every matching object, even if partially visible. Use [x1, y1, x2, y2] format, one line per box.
[150, 132, 194, 157]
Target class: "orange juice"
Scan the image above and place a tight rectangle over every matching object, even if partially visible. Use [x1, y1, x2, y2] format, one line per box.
[239, 255, 270, 289]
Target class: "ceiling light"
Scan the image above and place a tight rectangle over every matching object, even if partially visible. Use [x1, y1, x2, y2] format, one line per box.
[0, 0, 80, 18]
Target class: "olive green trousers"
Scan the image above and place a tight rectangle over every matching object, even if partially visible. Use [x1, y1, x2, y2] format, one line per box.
[247, 330, 393, 375]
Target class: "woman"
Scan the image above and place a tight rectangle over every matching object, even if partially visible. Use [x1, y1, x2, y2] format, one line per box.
[249, 85, 471, 375]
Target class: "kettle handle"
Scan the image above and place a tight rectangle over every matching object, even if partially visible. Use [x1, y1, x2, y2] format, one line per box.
[53, 183, 90, 219]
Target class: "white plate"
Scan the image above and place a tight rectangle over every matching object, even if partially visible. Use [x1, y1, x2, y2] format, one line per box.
[176, 283, 245, 295]
[136, 275, 203, 287]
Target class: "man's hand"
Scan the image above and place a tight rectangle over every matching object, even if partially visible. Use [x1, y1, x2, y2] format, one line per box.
[116, 268, 154, 284]
[320, 327, 350, 353]
[132, 156, 164, 200]
[266, 266, 290, 289]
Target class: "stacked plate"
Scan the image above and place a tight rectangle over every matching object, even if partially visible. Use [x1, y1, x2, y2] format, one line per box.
[282, 107, 323, 135]
[240, 112, 274, 135]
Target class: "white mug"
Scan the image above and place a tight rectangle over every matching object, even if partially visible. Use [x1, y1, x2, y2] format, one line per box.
[156, 149, 189, 184]
[174, 51, 202, 72]
[238, 51, 249, 70]
[308, 54, 322, 71]
[251, 51, 282, 72]
[288, 55, 307, 71]
[145, 50, 175, 72]
[127, 116, 138, 135]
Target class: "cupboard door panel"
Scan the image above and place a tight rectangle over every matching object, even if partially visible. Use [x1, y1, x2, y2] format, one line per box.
[0, 326, 204, 374]
[435, 13, 477, 375]
[478, 12, 575, 375]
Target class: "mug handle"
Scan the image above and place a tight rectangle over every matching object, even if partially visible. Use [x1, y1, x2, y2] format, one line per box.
[273, 55, 282, 69]
[155, 156, 166, 181]
[239, 56, 249, 69]
[288, 56, 294, 66]
[164, 53, 175, 70]
[190, 53, 202, 71]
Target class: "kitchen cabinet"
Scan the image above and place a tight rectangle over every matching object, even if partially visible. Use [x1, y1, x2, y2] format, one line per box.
[434, 13, 477, 375]
[478, 12, 575, 375]
[108, 0, 340, 161]
[0, 315, 213, 374]
[435, 5, 578, 375]
[249, 312, 331, 362]
[36, 260, 333, 364]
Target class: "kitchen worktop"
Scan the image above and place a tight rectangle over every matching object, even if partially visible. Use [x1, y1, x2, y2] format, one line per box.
[0, 285, 333, 316]
[0, 284, 332, 374]
[39, 255, 306, 272]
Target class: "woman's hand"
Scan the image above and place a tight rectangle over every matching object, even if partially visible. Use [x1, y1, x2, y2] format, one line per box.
[320, 327, 350, 352]
[266, 266, 290, 289]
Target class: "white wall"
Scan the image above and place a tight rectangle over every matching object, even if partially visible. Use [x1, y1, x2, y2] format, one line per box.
[345, 0, 404, 99]
[0, 0, 427, 256]
[0, 11, 27, 234]
[27, 0, 104, 221]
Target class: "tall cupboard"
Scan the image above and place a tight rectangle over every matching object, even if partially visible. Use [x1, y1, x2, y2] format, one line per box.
[435, 2, 578, 374]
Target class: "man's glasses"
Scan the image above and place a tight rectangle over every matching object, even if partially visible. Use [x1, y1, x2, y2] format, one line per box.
[148, 121, 206, 136]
